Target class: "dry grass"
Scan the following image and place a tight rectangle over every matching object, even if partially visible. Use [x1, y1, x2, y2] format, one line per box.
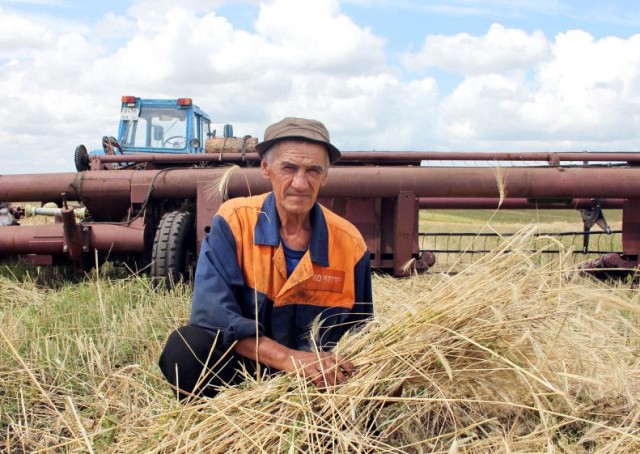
[1, 229, 639, 452]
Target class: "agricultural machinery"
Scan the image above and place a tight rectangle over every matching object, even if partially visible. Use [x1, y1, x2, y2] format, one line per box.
[73, 96, 243, 172]
[1, 97, 640, 282]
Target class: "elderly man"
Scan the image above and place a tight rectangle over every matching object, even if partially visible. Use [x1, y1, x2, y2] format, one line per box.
[159, 117, 373, 399]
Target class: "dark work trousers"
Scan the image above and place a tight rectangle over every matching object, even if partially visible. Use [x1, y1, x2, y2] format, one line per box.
[158, 324, 260, 400]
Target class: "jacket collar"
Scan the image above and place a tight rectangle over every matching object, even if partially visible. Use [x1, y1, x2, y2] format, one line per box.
[255, 192, 329, 267]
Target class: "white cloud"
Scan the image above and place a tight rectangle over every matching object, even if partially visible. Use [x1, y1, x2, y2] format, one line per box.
[432, 29, 640, 148]
[402, 23, 550, 75]
[254, 0, 386, 74]
[527, 31, 640, 139]
[93, 11, 138, 42]
[0, 6, 53, 54]
[1, 0, 640, 175]
[0, 0, 404, 174]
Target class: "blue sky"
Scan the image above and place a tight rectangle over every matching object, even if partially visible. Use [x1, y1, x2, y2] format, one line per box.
[1, 0, 640, 173]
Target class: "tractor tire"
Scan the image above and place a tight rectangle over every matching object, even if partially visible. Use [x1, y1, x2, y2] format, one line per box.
[74, 145, 90, 171]
[150, 211, 195, 288]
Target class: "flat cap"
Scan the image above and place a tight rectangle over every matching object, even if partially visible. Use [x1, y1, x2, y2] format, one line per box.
[255, 117, 341, 164]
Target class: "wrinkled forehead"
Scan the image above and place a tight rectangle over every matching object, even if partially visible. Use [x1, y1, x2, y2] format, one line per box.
[272, 139, 330, 166]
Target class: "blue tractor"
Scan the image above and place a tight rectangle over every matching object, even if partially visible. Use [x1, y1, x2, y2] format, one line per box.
[69, 96, 251, 283]
[74, 96, 218, 171]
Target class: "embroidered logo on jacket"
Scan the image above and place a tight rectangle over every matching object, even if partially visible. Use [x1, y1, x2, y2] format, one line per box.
[305, 269, 345, 293]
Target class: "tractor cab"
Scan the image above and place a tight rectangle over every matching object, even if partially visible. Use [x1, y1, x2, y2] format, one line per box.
[117, 96, 211, 153]
[75, 96, 214, 170]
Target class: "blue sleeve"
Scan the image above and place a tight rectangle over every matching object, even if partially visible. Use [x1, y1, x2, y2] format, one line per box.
[350, 250, 374, 325]
[189, 215, 264, 346]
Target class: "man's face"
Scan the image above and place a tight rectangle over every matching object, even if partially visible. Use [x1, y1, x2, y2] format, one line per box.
[261, 140, 329, 216]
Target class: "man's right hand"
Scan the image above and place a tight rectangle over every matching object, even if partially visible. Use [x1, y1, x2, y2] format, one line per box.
[288, 350, 356, 388]
[235, 336, 356, 388]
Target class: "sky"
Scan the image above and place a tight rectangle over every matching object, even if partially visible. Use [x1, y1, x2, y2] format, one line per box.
[1, 0, 640, 174]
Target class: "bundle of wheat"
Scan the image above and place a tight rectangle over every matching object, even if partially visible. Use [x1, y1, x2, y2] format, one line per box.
[104, 230, 638, 453]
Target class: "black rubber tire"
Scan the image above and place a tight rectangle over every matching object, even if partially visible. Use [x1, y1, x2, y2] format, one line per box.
[74, 145, 89, 171]
[150, 211, 195, 287]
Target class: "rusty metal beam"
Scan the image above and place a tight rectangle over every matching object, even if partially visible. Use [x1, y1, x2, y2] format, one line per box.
[623, 199, 640, 255]
[394, 191, 416, 276]
[338, 151, 640, 163]
[93, 151, 640, 164]
[4, 167, 640, 204]
[0, 223, 145, 254]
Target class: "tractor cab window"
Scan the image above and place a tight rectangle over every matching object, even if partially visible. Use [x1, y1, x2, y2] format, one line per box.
[120, 107, 188, 150]
[202, 118, 211, 140]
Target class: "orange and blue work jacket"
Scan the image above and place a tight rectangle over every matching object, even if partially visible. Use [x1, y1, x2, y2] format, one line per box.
[190, 192, 373, 351]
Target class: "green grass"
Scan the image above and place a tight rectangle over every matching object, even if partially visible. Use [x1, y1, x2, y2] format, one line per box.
[0, 271, 191, 451]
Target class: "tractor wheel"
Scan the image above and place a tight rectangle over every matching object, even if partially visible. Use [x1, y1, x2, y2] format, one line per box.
[74, 145, 90, 171]
[150, 211, 195, 288]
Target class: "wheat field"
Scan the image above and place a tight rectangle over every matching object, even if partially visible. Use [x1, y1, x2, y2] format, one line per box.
[1, 227, 639, 452]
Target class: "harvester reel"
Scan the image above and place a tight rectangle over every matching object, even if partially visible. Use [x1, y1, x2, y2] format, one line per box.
[150, 211, 195, 288]
[74, 145, 90, 171]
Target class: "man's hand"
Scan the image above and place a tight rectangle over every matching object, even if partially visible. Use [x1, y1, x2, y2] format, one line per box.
[288, 350, 356, 388]
[235, 336, 356, 388]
